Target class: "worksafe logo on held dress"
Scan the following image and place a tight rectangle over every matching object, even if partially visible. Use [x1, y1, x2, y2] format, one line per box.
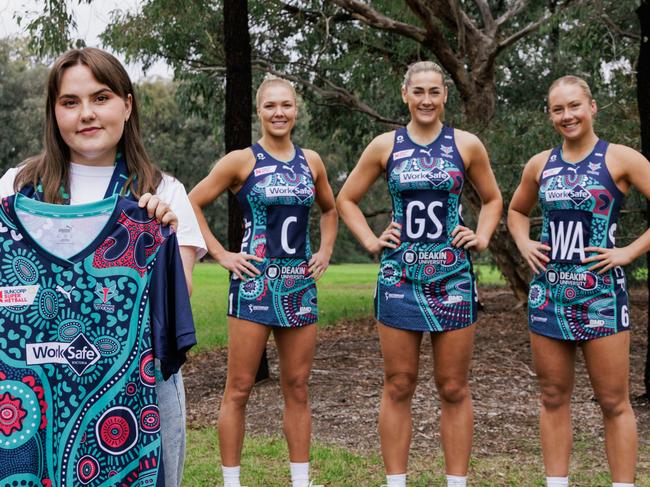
[26, 333, 101, 375]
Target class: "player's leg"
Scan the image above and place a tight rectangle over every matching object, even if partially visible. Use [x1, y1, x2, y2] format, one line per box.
[218, 317, 271, 468]
[582, 332, 636, 484]
[377, 322, 422, 483]
[430, 324, 476, 483]
[530, 333, 576, 481]
[273, 324, 318, 487]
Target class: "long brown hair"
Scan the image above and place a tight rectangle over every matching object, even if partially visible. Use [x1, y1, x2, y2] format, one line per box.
[16, 47, 161, 203]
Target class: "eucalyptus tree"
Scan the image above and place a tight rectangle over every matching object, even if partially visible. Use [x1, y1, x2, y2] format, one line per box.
[21, 0, 644, 300]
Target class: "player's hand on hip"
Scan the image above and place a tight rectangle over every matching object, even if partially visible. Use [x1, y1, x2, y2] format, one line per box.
[518, 239, 550, 274]
[217, 251, 263, 280]
[367, 221, 401, 254]
[583, 246, 633, 274]
[451, 225, 488, 251]
[138, 193, 178, 231]
[308, 250, 331, 281]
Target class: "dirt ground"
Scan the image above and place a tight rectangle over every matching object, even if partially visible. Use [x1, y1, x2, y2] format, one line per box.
[183, 288, 650, 457]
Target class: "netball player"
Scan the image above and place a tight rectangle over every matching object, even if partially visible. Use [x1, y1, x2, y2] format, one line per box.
[189, 77, 337, 487]
[337, 61, 502, 487]
[508, 75, 650, 487]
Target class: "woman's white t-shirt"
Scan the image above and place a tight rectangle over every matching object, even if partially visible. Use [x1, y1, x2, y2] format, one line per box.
[0, 163, 206, 257]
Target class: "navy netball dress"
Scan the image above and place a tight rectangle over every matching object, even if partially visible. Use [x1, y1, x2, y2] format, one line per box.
[528, 140, 628, 340]
[376, 126, 477, 332]
[0, 194, 194, 486]
[228, 143, 317, 327]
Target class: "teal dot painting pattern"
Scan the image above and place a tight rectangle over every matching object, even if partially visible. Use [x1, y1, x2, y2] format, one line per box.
[228, 144, 318, 328]
[528, 140, 629, 340]
[11, 257, 39, 285]
[375, 127, 477, 332]
[0, 195, 195, 486]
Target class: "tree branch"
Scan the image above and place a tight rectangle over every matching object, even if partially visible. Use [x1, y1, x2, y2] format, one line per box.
[252, 58, 404, 127]
[421, 0, 482, 41]
[326, 0, 427, 42]
[495, 0, 528, 27]
[599, 10, 641, 41]
[496, 0, 583, 52]
[279, 1, 353, 23]
[472, 0, 495, 31]
[452, 0, 467, 59]
[404, 0, 439, 33]
[327, 0, 478, 94]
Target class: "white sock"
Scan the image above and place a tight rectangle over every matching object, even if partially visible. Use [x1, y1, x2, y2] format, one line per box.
[612, 483, 635, 487]
[386, 473, 407, 487]
[447, 474, 467, 487]
[546, 477, 568, 487]
[290, 462, 310, 487]
[222, 465, 241, 487]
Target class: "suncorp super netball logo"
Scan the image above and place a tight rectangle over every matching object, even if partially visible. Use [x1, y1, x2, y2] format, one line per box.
[0, 285, 39, 307]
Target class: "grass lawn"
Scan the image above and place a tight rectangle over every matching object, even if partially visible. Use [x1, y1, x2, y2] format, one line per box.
[190, 262, 505, 351]
[185, 265, 648, 486]
[184, 428, 649, 487]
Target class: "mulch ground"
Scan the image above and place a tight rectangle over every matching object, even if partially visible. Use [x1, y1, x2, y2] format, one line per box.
[183, 288, 649, 457]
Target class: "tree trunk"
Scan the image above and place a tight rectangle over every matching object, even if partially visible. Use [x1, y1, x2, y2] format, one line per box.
[224, 0, 269, 382]
[460, 79, 531, 302]
[636, 0, 650, 398]
[463, 184, 530, 303]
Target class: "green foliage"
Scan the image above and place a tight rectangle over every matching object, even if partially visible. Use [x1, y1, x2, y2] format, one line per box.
[135, 80, 227, 241]
[10, 1, 650, 271]
[0, 38, 48, 172]
[17, 0, 90, 57]
[101, 0, 226, 127]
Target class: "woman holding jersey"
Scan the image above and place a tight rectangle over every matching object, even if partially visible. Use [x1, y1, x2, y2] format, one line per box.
[509, 75, 650, 487]
[337, 61, 502, 487]
[0, 47, 205, 486]
[189, 76, 337, 487]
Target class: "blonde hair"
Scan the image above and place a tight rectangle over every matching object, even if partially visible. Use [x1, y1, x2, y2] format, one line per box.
[255, 75, 297, 108]
[403, 61, 446, 88]
[548, 75, 593, 105]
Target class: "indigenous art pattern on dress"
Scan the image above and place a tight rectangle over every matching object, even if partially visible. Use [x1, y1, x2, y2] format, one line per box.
[228, 143, 317, 327]
[529, 140, 628, 340]
[0, 194, 194, 486]
[376, 126, 478, 332]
